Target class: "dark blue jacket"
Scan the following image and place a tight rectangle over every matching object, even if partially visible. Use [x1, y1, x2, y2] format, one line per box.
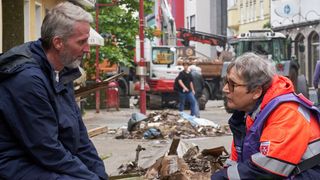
[0, 40, 108, 180]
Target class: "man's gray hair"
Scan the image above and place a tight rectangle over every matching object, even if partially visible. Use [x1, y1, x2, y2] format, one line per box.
[227, 52, 276, 93]
[41, 1, 93, 49]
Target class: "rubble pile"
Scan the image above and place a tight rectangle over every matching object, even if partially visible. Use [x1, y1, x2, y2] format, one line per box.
[115, 139, 230, 179]
[115, 110, 229, 139]
[183, 146, 211, 173]
[144, 139, 230, 180]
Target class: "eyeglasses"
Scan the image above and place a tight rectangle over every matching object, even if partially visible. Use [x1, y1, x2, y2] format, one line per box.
[223, 77, 247, 92]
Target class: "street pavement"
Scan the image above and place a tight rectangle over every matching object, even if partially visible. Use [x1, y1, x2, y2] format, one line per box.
[83, 100, 232, 176]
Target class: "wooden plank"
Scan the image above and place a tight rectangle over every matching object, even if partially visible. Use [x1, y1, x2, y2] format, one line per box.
[75, 72, 124, 98]
[109, 174, 144, 180]
[168, 138, 180, 155]
[201, 146, 229, 157]
[88, 126, 108, 138]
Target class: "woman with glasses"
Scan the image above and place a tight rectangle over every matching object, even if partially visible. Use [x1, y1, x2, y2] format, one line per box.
[212, 53, 320, 179]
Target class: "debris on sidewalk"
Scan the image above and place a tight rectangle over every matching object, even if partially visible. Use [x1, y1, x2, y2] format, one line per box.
[144, 138, 230, 180]
[115, 110, 230, 139]
[127, 112, 148, 132]
[117, 145, 146, 175]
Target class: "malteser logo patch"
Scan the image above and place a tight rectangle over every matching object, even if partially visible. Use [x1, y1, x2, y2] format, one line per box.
[260, 141, 270, 155]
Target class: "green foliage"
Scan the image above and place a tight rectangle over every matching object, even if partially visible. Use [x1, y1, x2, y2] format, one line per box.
[263, 21, 271, 29]
[85, 0, 154, 79]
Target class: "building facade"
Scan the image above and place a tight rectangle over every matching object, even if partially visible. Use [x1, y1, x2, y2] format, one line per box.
[0, 0, 95, 53]
[228, 0, 270, 35]
[271, 0, 320, 85]
[184, 0, 227, 59]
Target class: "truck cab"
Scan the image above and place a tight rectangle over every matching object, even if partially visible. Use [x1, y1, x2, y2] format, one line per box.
[231, 30, 291, 74]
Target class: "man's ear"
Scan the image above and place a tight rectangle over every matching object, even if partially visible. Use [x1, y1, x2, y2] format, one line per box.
[253, 86, 263, 100]
[52, 36, 63, 50]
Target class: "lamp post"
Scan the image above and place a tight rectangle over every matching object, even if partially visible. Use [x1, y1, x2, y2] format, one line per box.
[138, 0, 147, 114]
[94, 0, 117, 113]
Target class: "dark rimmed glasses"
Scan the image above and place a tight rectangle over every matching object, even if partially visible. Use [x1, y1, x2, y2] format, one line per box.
[223, 76, 247, 92]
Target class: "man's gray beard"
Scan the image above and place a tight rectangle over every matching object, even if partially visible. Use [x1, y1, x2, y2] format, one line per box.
[61, 53, 83, 69]
[65, 58, 82, 69]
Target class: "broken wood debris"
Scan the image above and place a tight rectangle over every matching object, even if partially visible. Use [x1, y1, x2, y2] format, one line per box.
[116, 139, 230, 179]
[88, 126, 108, 138]
[115, 110, 230, 139]
[144, 139, 230, 180]
[117, 145, 147, 176]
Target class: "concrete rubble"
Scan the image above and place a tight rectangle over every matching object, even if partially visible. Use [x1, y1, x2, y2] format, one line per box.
[113, 110, 231, 140]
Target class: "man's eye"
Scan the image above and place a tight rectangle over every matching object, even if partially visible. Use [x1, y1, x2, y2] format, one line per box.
[79, 40, 87, 45]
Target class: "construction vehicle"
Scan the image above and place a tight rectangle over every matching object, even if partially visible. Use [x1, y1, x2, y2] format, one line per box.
[221, 30, 309, 112]
[117, 27, 230, 110]
[115, 0, 182, 109]
[117, 1, 230, 110]
[131, 27, 230, 109]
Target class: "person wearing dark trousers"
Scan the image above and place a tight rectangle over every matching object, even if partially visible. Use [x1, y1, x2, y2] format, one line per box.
[189, 65, 204, 112]
[175, 62, 199, 117]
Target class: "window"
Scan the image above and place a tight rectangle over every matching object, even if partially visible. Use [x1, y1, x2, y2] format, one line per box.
[260, 0, 264, 20]
[295, 33, 305, 75]
[253, 0, 256, 20]
[311, 34, 320, 62]
[310, 32, 320, 83]
[190, 15, 195, 31]
[152, 47, 175, 65]
[35, 2, 42, 38]
[246, 1, 249, 22]
[24, 0, 30, 42]
[186, 16, 189, 29]
[249, 1, 253, 21]
[240, 4, 244, 24]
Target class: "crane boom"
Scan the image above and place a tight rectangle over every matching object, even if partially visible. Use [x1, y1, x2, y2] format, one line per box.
[160, 0, 177, 46]
[177, 28, 227, 47]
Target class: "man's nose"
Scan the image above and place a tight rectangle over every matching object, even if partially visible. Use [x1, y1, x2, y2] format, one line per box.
[83, 43, 90, 53]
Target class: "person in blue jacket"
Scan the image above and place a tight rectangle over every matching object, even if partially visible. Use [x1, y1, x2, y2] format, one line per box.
[0, 2, 108, 180]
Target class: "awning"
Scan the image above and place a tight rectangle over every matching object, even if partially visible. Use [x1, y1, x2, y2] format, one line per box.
[78, 0, 96, 8]
[89, 27, 104, 46]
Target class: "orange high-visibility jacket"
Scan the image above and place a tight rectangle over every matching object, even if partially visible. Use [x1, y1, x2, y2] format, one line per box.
[223, 75, 320, 179]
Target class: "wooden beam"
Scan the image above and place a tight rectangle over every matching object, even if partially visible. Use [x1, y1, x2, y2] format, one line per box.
[75, 72, 124, 98]
[88, 126, 108, 138]
[168, 138, 180, 155]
